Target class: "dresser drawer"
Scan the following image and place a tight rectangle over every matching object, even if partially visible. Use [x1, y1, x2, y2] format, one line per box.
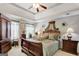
[62, 39, 78, 55]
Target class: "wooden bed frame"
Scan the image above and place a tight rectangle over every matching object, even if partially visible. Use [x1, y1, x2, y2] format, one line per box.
[21, 39, 43, 56]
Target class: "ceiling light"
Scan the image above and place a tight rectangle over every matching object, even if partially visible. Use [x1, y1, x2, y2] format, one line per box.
[33, 3, 39, 8]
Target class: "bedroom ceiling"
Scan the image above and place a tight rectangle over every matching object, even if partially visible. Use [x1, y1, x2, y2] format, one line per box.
[0, 3, 79, 23]
[12, 3, 61, 14]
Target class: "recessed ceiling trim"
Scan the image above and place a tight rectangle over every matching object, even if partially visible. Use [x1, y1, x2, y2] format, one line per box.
[55, 14, 79, 21]
[35, 3, 63, 14]
[35, 7, 79, 20]
[10, 3, 36, 15]
[48, 3, 63, 9]
[12, 20, 35, 25]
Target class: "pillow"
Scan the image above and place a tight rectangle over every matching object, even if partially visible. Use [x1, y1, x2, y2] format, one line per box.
[39, 33, 49, 41]
[54, 35, 59, 40]
[49, 33, 55, 40]
[49, 33, 60, 40]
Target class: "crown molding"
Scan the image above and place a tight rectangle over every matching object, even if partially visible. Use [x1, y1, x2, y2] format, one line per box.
[10, 3, 36, 15]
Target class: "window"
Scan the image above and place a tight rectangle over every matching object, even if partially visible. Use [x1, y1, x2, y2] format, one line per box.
[26, 24, 34, 38]
[11, 21, 19, 40]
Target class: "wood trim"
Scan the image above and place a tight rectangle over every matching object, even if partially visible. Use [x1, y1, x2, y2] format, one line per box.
[21, 39, 43, 56]
[0, 17, 2, 40]
[0, 13, 12, 53]
[62, 39, 78, 55]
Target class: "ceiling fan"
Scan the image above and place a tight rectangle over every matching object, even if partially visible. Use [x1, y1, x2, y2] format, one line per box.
[29, 3, 47, 12]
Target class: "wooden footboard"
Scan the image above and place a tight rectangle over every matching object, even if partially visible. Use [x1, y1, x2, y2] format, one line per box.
[21, 39, 43, 56]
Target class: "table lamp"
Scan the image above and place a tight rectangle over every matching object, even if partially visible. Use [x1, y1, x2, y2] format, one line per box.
[67, 28, 74, 40]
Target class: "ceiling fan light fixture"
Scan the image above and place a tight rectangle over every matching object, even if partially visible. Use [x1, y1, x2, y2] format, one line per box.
[33, 3, 39, 8]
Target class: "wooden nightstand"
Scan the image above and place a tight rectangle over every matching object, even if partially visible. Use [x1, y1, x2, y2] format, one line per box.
[62, 39, 78, 55]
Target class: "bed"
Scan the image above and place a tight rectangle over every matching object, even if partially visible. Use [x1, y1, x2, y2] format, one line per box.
[21, 38, 59, 56]
[21, 21, 60, 56]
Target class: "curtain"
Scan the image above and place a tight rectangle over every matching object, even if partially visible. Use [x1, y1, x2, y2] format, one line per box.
[25, 24, 34, 38]
[11, 21, 19, 40]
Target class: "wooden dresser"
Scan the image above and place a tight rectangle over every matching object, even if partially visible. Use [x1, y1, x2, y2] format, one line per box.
[0, 13, 11, 54]
[0, 40, 11, 53]
[62, 39, 78, 55]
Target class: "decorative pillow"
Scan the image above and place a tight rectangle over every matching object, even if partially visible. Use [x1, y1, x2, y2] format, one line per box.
[49, 33, 60, 40]
[39, 33, 49, 41]
[54, 35, 59, 40]
[49, 33, 55, 40]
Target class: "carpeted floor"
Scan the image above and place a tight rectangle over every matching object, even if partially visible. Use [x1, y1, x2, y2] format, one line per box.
[7, 46, 76, 56]
[8, 46, 26, 56]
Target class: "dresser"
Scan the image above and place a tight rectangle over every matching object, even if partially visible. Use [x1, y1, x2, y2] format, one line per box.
[0, 13, 11, 54]
[62, 39, 78, 55]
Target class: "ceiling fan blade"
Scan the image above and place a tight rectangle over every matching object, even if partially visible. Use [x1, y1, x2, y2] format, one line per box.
[37, 8, 39, 12]
[40, 4, 47, 9]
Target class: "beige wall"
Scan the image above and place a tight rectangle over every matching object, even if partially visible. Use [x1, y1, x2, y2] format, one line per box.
[35, 15, 79, 35]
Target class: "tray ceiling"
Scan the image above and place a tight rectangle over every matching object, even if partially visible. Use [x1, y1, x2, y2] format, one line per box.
[0, 3, 79, 23]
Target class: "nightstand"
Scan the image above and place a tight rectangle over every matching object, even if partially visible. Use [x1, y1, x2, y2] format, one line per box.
[62, 39, 78, 55]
